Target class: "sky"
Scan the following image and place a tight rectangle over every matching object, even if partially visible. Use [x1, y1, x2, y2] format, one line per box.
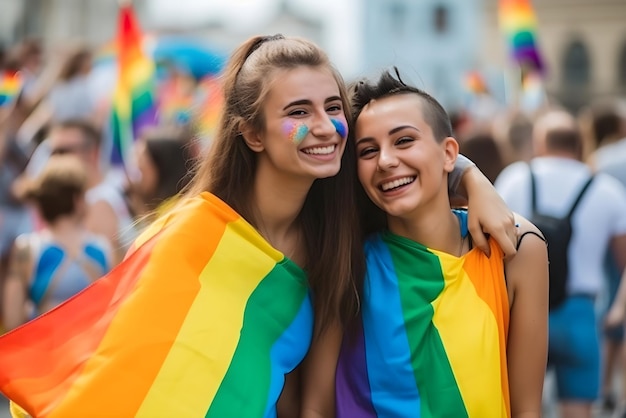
[146, 0, 363, 78]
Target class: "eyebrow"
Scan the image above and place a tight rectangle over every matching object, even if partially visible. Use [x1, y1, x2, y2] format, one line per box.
[282, 96, 343, 111]
[355, 125, 420, 145]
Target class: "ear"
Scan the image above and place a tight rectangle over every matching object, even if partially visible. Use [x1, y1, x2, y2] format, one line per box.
[442, 136, 459, 173]
[240, 123, 264, 153]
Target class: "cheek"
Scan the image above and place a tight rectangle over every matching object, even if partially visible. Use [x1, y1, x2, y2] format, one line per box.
[331, 118, 348, 139]
[282, 121, 309, 144]
[138, 156, 158, 192]
[357, 160, 373, 188]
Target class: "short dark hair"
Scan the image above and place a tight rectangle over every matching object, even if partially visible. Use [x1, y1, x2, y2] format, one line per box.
[53, 119, 102, 149]
[591, 106, 622, 146]
[350, 68, 455, 237]
[350, 68, 453, 142]
[546, 127, 582, 158]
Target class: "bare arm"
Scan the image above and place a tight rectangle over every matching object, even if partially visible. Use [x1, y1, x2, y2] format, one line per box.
[300, 322, 343, 418]
[602, 234, 626, 327]
[505, 215, 549, 418]
[2, 236, 32, 330]
[277, 367, 301, 418]
[460, 165, 518, 257]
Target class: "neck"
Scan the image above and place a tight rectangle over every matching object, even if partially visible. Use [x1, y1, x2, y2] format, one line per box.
[387, 195, 463, 256]
[251, 162, 313, 252]
[87, 170, 104, 189]
[542, 149, 580, 161]
[47, 215, 84, 237]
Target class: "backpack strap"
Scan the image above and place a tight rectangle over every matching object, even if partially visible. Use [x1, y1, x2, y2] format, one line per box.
[565, 176, 594, 220]
[529, 164, 594, 218]
[529, 167, 538, 212]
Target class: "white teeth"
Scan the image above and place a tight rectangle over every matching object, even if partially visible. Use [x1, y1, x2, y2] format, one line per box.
[302, 145, 335, 155]
[381, 176, 415, 191]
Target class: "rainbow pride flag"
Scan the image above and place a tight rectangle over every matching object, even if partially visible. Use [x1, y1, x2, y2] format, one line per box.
[0, 193, 314, 417]
[499, 0, 544, 73]
[0, 71, 21, 107]
[194, 76, 224, 143]
[110, 3, 158, 166]
[336, 212, 510, 417]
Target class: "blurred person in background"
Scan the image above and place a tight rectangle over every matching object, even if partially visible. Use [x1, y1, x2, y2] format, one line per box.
[16, 44, 101, 150]
[505, 113, 535, 164]
[11, 39, 44, 106]
[128, 125, 194, 223]
[2, 155, 111, 331]
[586, 100, 626, 185]
[0, 59, 40, 331]
[45, 119, 136, 265]
[458, 130, 506, 184]
[582, 100, 626, 415]
[495, 109, 626, 418]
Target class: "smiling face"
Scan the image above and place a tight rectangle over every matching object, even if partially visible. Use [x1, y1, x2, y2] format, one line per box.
[355, 93, 458, 219]
[243, 65, 348, 182]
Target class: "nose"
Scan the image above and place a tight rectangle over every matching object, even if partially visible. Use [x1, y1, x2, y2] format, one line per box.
[309, 112, 337, 140]
[377, 146, 399, 171]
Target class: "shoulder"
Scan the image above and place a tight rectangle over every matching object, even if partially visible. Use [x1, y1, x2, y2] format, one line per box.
[591, 172, 626, 197]
[513, 213, 547, 248]
[505, 214, 548, 274]
[494, 161, 529, 193]
[85, 232, 113, 252]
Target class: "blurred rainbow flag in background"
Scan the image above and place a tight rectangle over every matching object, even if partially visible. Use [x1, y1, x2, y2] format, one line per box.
[110, 3, 158, 167]
[498, 0, 544, 73]
[0, 71, 21, 108]
[195, 76, 224, 143]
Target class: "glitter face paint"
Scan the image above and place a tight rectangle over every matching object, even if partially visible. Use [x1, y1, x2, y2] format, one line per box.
[283, 121, 310, 145]
[331, 118, 347, 139]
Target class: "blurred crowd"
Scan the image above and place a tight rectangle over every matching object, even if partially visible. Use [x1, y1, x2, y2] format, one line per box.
[0, 37, 200, 332]
[455, 80, 626, 417]
[1, 33, 626, 418]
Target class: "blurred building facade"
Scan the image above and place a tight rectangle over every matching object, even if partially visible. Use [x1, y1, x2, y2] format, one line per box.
[2, 0, 625, 112]
[481, 0, 626, 111]
[359, 0, 483, 109]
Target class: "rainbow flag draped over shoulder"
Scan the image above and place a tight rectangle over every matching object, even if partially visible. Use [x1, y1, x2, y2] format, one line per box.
[336, 212, 510, 417]
[110, 3, 158, 166]
[0, 193, 314, 417]
[0, 71, 21, 107]
[498, 0, 544, 73]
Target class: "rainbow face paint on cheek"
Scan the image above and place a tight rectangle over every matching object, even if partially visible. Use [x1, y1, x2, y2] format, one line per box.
[282, 121, 310, 144]
[331, 118, 348, 139]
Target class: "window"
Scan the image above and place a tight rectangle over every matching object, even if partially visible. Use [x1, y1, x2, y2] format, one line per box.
[562, 39, 590, 86]
[433, 4, 449, 34]
[389, 2, 407, 37]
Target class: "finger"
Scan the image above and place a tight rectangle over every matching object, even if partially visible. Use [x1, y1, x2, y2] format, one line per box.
[468, 222, 490, 257]
[494, 227, 517, 258]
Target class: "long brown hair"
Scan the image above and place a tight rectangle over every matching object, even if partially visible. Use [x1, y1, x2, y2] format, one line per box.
[184, 35, 364, 333]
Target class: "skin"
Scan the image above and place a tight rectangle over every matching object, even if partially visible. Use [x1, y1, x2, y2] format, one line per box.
[135, 140, 159, 199]
[2, 196, 111, 330]
[300, 94, 548, 418]
[240, 66, 348, 264]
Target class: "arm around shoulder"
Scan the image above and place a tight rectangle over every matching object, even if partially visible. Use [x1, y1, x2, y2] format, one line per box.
[504, 214, 549, 418]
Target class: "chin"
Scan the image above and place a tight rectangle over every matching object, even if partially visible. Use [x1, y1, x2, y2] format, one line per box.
[311, 165, 342, 179]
